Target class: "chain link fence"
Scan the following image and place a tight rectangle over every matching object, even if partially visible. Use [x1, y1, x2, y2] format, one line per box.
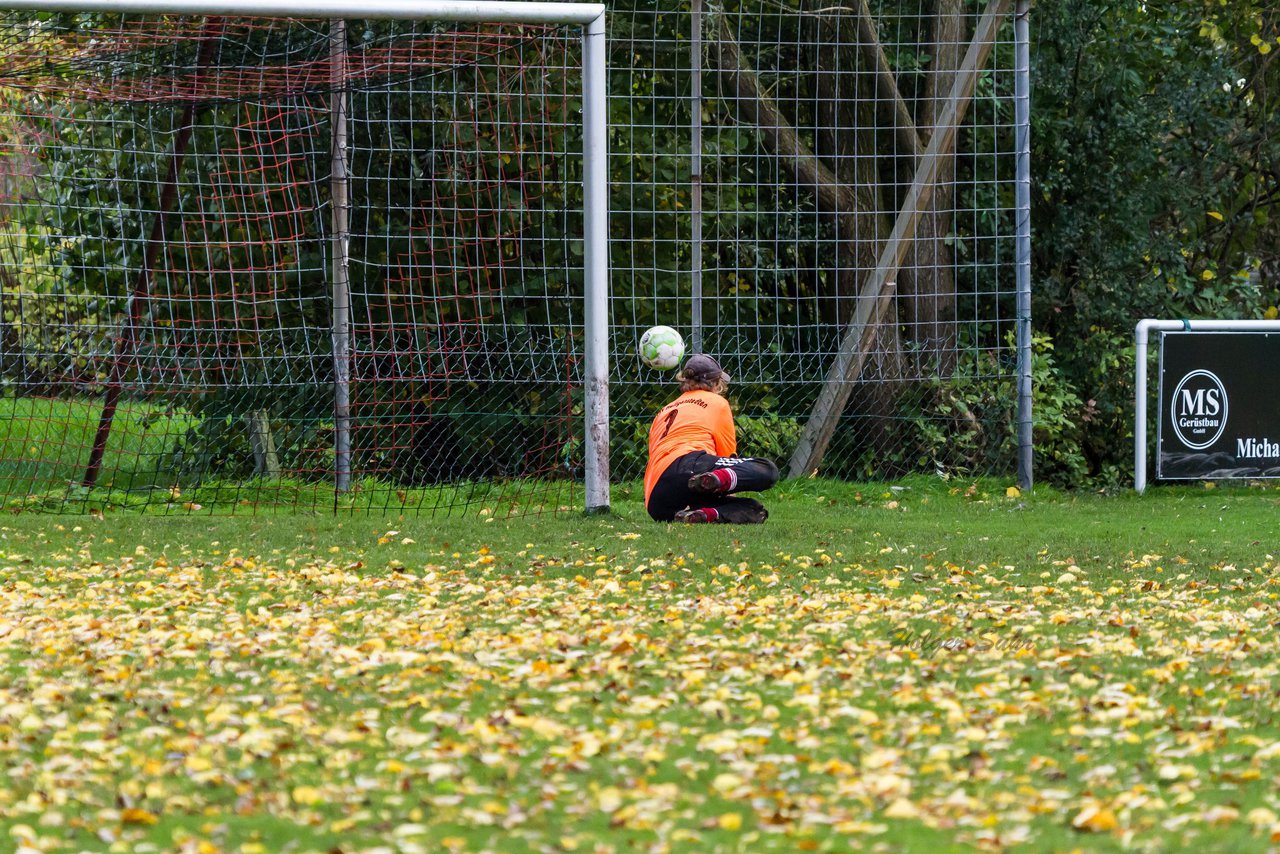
[0, 1, 1027, 514]
[608, 0, 1027, 487]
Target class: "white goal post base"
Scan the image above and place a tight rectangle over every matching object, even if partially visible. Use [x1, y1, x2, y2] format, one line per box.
[1134, 319, 1280, 493]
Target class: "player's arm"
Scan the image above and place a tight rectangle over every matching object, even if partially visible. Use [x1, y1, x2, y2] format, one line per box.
[711, 396, 736, 456]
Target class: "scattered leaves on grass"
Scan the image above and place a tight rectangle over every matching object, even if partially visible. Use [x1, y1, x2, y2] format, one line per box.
[0, 545, 1277, 851]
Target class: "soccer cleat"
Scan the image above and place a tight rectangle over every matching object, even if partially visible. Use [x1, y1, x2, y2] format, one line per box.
[674, 507, 719, 524]
[689, 469, 735, 495]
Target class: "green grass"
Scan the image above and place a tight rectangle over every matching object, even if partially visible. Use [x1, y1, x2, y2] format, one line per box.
[2, 479, 1280, 851]
[0, 395, 196, 494]
[8, 473, 581, 519]
[0, 396, 581, 516]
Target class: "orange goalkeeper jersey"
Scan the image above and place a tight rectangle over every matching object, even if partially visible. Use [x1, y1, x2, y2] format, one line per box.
[643, 389, 736, 505]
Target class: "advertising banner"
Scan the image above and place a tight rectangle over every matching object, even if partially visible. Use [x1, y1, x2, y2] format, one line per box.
[1158, 331, 1280, 480]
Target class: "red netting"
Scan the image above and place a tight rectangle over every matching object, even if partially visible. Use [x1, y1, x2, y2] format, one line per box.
[348, 42, 578, 490]
[0, 17, 557, 102]
[0, 14, 584, 515]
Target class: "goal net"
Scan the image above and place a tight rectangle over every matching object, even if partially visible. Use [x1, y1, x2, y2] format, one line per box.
[0, 3, 608, 515]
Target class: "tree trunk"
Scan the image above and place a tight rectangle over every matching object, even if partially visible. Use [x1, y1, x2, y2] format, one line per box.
[812, 21, 903, 457]
[812, 20, 885, 321]
[245, 409, 281, 478]
[713, 2, 988, 473]
[898, 0, 964, 376]
[785, 0, 1012, 478]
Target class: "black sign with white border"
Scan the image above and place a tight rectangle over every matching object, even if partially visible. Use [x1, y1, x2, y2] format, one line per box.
[1158, 331, 1280, 480]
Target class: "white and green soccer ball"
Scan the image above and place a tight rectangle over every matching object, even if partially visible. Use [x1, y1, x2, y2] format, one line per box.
[638, 325, 685, 371]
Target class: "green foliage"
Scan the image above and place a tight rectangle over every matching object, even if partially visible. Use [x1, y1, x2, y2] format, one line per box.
[163, 407, 332, 483]
[0, 223, 110, 390]
[1031, 0, 1280, 481]
[1023, 334, 1089, 486]
[351, 381, 577, 485]
[732, 411, 805, 464]
[855, 332, 1089, 486]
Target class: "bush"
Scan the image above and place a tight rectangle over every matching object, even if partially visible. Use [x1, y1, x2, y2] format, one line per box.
[860, 332, 1089, 487]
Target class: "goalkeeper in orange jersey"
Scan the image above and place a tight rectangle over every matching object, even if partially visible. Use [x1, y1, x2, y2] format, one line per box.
[644, 354, 780, 524]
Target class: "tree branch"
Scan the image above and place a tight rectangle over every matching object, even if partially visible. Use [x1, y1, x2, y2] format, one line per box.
[849, 0, 923, 159]
[787, 0, 1013, 478]
[713, 13, 859, 216]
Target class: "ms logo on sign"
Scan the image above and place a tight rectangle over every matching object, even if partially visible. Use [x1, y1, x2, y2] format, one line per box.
[1171, 369, 1228, 449]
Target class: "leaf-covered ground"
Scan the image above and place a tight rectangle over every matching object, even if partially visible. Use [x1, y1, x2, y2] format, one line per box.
[1, 480, 1279, 852]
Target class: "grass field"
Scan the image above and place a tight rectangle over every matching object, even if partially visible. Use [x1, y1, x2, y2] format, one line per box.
[2, 478, 1280, 852]
[0, 396, 580, 516]
[0, 396, 196, 496]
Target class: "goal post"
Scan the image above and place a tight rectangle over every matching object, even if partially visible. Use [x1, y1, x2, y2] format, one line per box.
[0, 0, 610, 514]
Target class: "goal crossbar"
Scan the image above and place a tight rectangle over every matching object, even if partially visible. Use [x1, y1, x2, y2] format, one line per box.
[0, 0, 605, 25]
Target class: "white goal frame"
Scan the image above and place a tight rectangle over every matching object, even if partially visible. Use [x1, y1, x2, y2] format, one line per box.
[1, 0, 611, 512]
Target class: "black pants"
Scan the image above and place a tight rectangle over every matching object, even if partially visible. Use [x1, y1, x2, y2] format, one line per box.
[647, 451, 780, 523]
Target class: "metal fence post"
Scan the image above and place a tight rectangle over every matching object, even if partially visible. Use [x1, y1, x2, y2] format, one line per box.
[1014, 0, 1033, 491]
[690, 0, 703, 355]
[330, 17, 352, 494]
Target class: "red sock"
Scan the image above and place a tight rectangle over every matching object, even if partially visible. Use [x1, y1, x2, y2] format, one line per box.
[708, 469, 736, 491]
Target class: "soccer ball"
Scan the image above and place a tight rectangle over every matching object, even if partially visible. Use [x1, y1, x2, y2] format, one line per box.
[638, 325, 685, 370]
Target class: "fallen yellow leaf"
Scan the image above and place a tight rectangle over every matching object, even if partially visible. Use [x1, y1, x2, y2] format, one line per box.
[1072, 804, 1119, 832]
[292, 785, 324, 805]
[121, 808, 158, 825]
